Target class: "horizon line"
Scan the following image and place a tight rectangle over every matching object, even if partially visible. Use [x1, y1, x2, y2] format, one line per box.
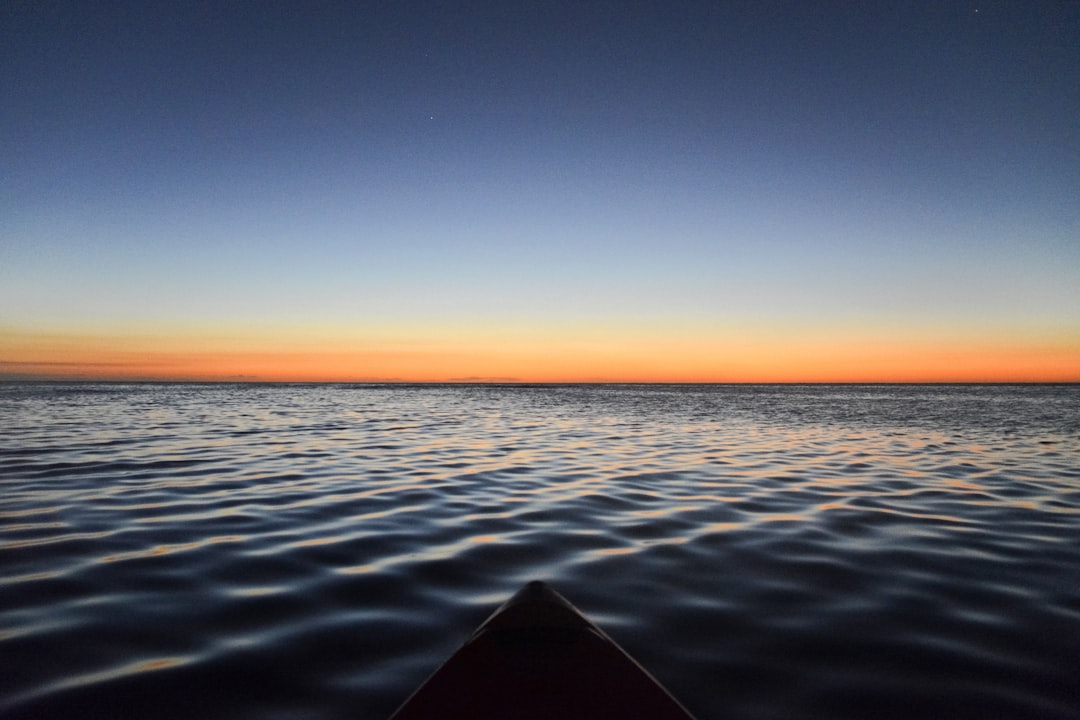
[3, 377, 1077, 386]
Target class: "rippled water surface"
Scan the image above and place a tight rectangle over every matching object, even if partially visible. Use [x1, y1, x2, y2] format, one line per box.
[2, 383, 1078, 719]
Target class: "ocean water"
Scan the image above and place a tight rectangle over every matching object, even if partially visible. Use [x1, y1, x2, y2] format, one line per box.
[1, 383, 1078, 720]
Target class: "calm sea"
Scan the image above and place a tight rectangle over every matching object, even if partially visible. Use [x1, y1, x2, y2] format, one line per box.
[1, 383, 1078, 719]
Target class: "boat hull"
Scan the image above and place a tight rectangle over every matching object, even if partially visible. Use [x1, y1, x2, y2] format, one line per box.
[390, 580, 696, 720]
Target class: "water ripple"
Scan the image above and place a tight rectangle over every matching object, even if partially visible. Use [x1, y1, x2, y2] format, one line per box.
[1, 383, 1078, 719]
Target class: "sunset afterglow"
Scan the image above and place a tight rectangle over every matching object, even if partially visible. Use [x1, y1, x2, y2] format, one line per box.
[2, 320, 1076, 383]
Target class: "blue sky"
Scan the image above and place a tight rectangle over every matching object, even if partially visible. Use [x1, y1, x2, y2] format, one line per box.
[2, 1, 1078, 380]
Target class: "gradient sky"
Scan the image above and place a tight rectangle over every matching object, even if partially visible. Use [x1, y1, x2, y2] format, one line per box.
[2, 1, 1078, 381]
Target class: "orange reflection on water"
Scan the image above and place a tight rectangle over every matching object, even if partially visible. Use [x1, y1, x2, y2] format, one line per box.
[594, 546, 637, 556]
[293, 534, 345, 548]
[702, 522, 743, 533]
[133, 657, 185, 673]
[631, 505, 699, 518]
[100, 535, 244, 563]
[51, 655, 192, 695]
[338, 564, 377, 575]
[760, 513, 808, 523]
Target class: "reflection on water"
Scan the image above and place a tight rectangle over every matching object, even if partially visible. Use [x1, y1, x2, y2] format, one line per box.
[1, 383, 1078, 719]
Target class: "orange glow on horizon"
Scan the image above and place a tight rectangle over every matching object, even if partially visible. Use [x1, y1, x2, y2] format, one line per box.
[1, 323, 1077, 383]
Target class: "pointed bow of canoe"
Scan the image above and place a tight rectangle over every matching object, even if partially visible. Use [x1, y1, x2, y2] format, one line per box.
[390, 580, 696, 720]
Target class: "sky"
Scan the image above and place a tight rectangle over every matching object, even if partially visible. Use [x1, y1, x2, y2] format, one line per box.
[2, 1, 1078, 382]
